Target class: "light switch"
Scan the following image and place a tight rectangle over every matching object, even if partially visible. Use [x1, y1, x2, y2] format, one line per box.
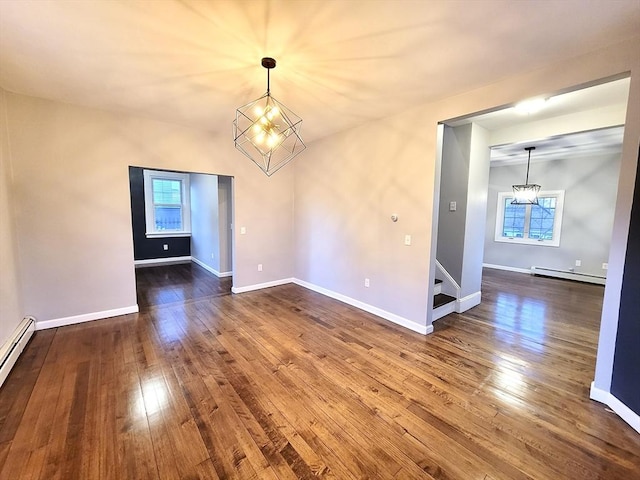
[404, 234, 412, 246]
[240, 227, 246, 235]
[449, 201, 457, 212]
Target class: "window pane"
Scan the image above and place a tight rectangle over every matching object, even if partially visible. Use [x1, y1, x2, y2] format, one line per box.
[152, 179, 182, 205]
[529, 197, 556, 240]
[502, 199, 526, 238]
[154, 206, 182, 231]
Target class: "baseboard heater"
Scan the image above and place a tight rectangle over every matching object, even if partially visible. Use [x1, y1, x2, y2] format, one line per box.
[0, 316, 36, 388]
[530, 266, 606, 285]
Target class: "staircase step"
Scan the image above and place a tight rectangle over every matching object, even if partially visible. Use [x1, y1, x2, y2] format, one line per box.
[433, 293, 456, 309]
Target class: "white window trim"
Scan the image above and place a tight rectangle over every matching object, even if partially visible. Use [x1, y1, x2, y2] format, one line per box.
[143, 169, 191, 238]
[494, 190, 565, 247]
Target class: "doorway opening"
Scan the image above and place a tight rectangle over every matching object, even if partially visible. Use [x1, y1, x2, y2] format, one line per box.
[430, 75, 631, 325]
[128, 166, 234, 310]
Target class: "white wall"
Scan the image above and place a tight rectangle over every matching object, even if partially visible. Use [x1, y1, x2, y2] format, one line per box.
[484, 152, 621, 276]
[0, 90, 24, 347]
[460, 123, 490, 299]
[2, 91, 294, 323]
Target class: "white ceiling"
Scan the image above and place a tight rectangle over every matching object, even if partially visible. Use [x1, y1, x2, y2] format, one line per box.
[452, 78, 631, 164]
[445, 78, 631, 131]
[490, 126, 625, 166]
[0, 0, 639, 144]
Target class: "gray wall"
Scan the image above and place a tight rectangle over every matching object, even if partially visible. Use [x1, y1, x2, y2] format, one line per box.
[484, 152, 621, 276]
[0, 90, 23, 348]
[436, 123, 490, 298]
[218, 176, 233, 274]
[437, 124, 472, 285]
[190, 173, 220, 272]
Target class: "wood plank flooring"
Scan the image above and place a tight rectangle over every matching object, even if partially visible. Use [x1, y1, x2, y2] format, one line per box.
[1, 267, 639, 479]
[135, 262, 232, 310]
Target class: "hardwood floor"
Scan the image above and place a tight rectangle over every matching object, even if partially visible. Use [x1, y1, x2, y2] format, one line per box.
[1, 268, 638, 479]
[135, 262, 232, 310]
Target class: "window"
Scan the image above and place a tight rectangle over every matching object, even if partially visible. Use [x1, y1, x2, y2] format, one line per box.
[494, 190, 565, 247]
[143, 169, 191, 237]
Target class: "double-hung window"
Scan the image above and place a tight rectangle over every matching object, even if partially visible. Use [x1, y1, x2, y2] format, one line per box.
[494, 190, 565, 247]
[143, 169, 191, 237]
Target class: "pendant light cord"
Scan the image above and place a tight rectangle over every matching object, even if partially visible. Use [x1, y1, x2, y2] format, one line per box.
[261, 57, 276, 96]
[524, 146, 535, 184]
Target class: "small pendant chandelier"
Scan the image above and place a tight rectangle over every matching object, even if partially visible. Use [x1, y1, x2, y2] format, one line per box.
[233, 57, 306, 177]
[512, 146, 541, 205]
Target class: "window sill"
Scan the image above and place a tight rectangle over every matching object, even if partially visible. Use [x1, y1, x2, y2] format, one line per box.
[146, 232, 191, 239]
[494, 237, 560, 247]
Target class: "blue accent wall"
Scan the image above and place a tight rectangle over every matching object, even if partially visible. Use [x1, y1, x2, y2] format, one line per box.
[129, 166, 191, 261]
[611, 147, 640, 414]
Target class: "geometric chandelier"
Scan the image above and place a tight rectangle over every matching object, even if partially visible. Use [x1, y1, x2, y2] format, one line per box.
[233, 57, 306, 176]
[511, 146, 541, 205]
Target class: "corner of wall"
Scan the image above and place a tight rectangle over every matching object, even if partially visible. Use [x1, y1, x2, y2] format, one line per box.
[0, 88, 26, 348]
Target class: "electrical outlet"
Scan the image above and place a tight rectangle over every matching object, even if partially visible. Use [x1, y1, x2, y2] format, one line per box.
[364, 278, 370, 287]
[258, 264, 263, 272]
[575, 260, 581, 267]
[602, 263, 608, 270]
[163, 244, 168, 251]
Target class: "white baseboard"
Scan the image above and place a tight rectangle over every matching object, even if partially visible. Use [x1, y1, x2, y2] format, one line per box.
[231, 278, 294, 294]
[590, 382, 640, 434]
[36, 305, 139, 330]
[531, 266, 606, 285]
[483, 263, 607, 286]
[483, 263, 531, 274]
[456, 291, 481, 313]
[191, 257, 232, 277]
[293, 279, 432, 335]
[0, 317, 36, 388]
[134, 256, 191, 267]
